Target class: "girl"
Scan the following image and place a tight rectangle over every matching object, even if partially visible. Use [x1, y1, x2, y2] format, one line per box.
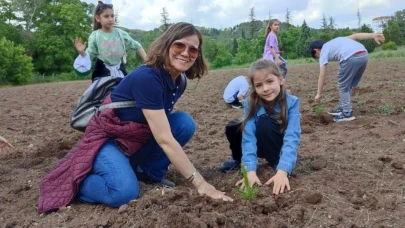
[263, 19, 287, 78]
[220, 59, 301, 195]
[39, 22, 232, 213]
[73, 1, 147, 81]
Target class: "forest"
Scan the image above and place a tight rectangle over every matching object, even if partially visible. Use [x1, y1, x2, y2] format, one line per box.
[0, 0, 404, 85]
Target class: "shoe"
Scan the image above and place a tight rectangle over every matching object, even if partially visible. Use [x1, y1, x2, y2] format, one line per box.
[333, 111, 356, 122]
[231, 104, 243, 109]
[220, 159, 240, 172]
[327, 106, 343, 116]
[135, 169, 176, 188]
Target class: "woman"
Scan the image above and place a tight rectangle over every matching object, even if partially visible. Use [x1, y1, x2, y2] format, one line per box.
[38, 22, 232, 213]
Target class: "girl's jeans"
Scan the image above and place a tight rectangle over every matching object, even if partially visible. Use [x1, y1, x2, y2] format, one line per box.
[77, 111, 195, 207]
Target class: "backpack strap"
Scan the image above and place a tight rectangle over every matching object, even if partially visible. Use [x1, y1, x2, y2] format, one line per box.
[117, 28, 127, 55]
[98, 101, 136, 112]
[116, 28, 127, 64]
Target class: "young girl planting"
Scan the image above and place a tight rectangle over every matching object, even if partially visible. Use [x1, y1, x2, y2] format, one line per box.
[220, 59, 301, 195]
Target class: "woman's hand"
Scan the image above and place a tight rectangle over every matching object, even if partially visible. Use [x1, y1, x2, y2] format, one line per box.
[195, 180, 233, 201]
[264, 170, 290, 195]
[235, 171, 262, 189]
[0, 135, 14, 154]
[74, 37, 87, 56]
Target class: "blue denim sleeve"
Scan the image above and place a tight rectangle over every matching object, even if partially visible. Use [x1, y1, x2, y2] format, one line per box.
[241, 99, 258, 172]
[276, 97, 301, 174]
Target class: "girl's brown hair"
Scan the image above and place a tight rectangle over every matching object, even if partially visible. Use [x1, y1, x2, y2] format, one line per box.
[241, 59, 288, 133]
[145, 22, 208, 80]
[264, 19, 280, 39]
[93, 1, 113, 31]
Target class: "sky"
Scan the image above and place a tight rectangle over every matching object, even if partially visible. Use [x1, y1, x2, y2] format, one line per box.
[86, 0, 405, 31]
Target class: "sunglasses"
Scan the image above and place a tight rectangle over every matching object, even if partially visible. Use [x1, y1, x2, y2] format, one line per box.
[98, 3, 113, 11]
[171, 42, 199, 58]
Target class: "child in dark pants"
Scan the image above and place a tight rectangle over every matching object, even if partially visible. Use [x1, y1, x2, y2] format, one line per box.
[220, 59, 301, 195]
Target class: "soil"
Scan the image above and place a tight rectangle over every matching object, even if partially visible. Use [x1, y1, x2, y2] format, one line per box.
[1, 58, 404, 228]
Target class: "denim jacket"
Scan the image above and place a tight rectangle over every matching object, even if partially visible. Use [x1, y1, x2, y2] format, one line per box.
[241, 93, 301, 174]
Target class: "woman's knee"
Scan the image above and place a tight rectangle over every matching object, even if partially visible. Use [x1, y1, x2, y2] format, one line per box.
[169, 111, 196, 137]
[105, 182, 140, 207]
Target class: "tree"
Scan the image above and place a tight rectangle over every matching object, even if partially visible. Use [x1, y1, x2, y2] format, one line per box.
[391, 9, 405, 45]
[30, 0, 92, 74]
[358, 24, 377, 53]
[285, 8, 291, 29]
[278, 27, 301, 59]
[383, 20, 402, 45]
[161, 7, 170, 32]
[321, 14, 328, 31]
[0, 0, 24, 44]
[10, 0, 43, 31]
[357, 8, 362, 29]
[231, 38, 238, 56]
[0, 38, 33, 85]
[212, 43, 232, 68]
[328, 16, 336, 31]
[249, 7, 256, 40]
[296, 20, 311, 57]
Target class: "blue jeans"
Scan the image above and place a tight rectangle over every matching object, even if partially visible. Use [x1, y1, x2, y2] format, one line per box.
[77, 111, 195, 207]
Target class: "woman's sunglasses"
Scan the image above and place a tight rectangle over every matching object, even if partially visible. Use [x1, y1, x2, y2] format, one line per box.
[171, 42, 199, 58]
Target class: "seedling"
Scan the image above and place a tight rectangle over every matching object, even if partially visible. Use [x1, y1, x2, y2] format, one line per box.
[356, 99, 365, 108]
[379, 103, 393, 115]
[313, 104, 325, 116]
[239, 164, 259, 201]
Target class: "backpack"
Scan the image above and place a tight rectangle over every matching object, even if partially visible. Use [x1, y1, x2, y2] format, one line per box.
[70, 73, 187, 132]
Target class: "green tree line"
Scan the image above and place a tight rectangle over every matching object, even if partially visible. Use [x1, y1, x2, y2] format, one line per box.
[0, 1, 404, 85]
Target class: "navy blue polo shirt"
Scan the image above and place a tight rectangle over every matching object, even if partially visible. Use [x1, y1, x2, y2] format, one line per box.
[111, 65, 186, 124]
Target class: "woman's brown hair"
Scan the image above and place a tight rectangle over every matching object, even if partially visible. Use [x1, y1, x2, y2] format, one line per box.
[241, 59, 288, 133]
[145, 22, 208, 80]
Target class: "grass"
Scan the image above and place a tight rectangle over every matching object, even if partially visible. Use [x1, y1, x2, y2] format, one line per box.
[239, 164, 260, 201]
[214, 46, 405, 71]
[355, 99, 366, 108]
[378, 103, 393, 115]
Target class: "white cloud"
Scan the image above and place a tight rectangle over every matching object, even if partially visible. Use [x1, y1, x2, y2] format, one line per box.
[83, 0, 405, 30]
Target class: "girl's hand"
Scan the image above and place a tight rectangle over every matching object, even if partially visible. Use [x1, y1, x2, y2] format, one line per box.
[314, 93, 321, 102]
[235, 171, 262, 189]
[0, 135, 14, 154]
[196, 181, 233, 202]
[265, 170, 290, 195]
[275, 58, 283, 66]
[74, 37, 87, 56]
[374, 34, 385, 45]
